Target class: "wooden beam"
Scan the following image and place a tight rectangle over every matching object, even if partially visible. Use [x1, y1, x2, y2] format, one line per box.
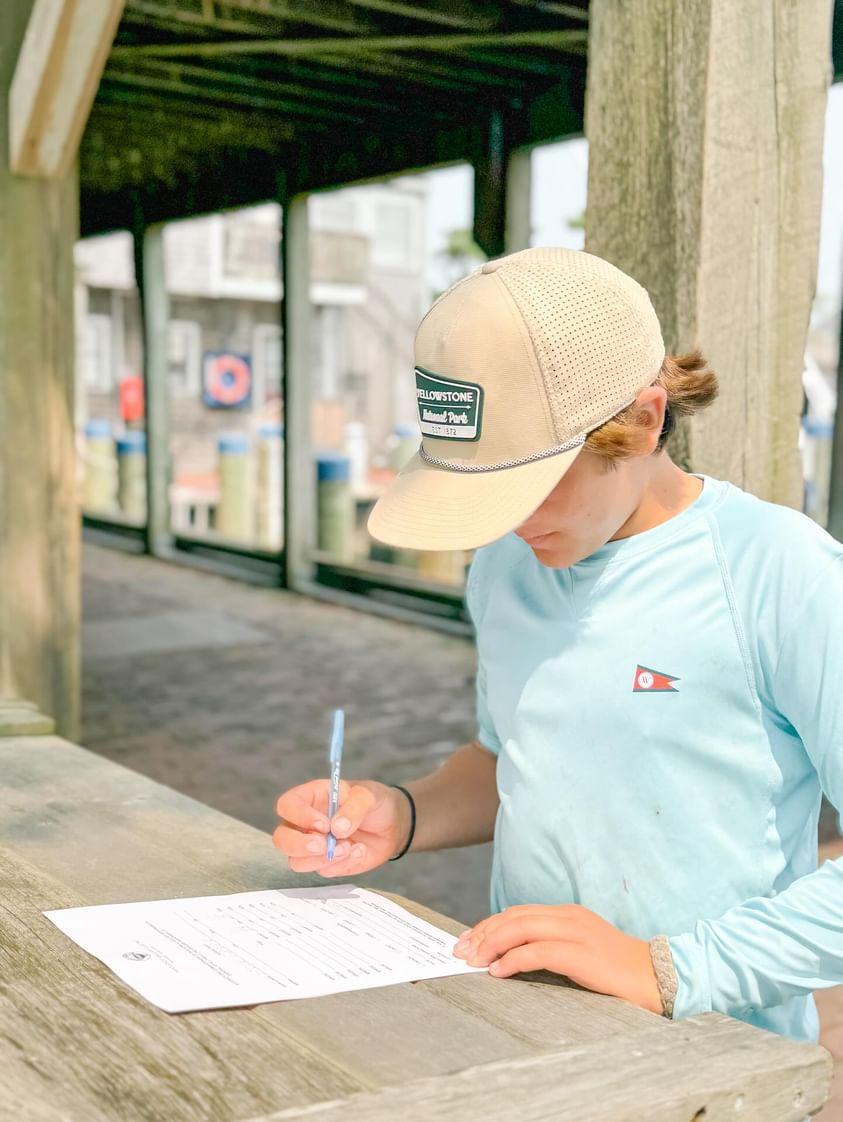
[123, 0, 380, 36]
[101, 65, 370, 122]
[104, 57, 403, 115]
[265, 48, 522, 94]
[133, 218, 172, 556]
[79, 75, 582, 234]
[250, 1014, 831, 1122]
[509, 0, 588, 19]
[122, 0, 507, 33]
[341, 0, 502, 29]
[585, 0, 833, 504]
[109, 28, 588, 60]
[281, 194, 316, 589]
[473, 109, 506, 259]
[0, 0, 80, 736]
[10, 0, 125, 179]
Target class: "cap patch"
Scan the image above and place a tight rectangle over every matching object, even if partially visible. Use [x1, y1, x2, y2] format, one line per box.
[415, 365, 484, 442]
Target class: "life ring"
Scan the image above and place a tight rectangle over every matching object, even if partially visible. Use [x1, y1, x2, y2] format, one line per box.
[203, 352, 251, 408]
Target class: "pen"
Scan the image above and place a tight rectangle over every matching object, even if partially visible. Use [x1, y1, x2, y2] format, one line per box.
[325, 708, 345, 861]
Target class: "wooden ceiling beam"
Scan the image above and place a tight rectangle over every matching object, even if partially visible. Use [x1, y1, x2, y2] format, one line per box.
[88, 97, 297, 140]
[508, 1, 587, 20]
[339, 0, 503, 30]
[109, 28, 589, 60]
[99, 69, 367, 121]
[10, 0, 126, 178]
[122, 0, 379, 36]
[465, 44, 587, 75]
[301, 49, 526, 92]
[104, 56, 403, 113]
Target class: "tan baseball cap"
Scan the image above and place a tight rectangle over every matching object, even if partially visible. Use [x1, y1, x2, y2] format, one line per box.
[367, 247, 665, 552]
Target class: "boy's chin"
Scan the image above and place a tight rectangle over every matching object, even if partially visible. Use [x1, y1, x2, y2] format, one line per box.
[529, 544, 579, 569]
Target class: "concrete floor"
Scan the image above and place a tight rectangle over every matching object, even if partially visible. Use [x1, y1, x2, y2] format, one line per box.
[81, 541, 842, 1118]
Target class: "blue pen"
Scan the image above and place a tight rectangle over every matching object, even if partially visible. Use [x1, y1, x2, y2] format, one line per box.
[325, 708, 345, 861]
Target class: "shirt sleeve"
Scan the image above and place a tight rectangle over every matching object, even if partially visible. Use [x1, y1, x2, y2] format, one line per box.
[668, 554, 843, 1020]
[474, 660, 502, 756]
[465, 555, 503, 757]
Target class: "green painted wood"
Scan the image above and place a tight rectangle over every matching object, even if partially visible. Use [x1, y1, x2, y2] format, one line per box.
[473, 108, 506, 258]
[133, 220, 172, 556]
[109, 29, 587, 62]
[281, 193, 315, 590]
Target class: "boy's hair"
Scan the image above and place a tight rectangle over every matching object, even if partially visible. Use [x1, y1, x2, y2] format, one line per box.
[584, 349, 718, 465]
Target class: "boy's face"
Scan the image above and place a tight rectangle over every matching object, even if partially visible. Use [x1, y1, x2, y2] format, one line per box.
[514, 450, 644, 568]
[514, 384, 668, 568]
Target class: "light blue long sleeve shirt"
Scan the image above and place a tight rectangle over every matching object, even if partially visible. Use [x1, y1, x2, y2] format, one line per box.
[466, 475, 843, 1042]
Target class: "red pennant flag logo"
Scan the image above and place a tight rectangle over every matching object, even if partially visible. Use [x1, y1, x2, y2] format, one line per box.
[633, 665, 679, 693]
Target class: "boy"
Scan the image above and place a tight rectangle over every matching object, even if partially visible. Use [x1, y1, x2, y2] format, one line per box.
[273, 247, 843, 1041]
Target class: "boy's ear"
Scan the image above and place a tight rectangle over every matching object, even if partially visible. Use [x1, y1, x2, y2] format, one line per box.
[634, 385, 669, 452]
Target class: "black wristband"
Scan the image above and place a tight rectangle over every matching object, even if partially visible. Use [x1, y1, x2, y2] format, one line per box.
[389, 784, 416, 861]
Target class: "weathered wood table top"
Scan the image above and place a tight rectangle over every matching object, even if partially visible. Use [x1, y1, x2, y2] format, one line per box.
[0, 732, 832, 1122]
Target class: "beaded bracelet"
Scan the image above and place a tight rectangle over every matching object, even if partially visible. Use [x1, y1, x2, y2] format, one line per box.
[649, 934, 678, 1018]
[389, 784, 416, 861]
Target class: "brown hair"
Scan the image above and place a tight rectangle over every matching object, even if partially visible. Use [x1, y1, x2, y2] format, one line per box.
[584, 349, 718, 465]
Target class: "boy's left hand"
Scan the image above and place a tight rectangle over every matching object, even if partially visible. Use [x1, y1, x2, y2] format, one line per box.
[453, 904, 662, 1015]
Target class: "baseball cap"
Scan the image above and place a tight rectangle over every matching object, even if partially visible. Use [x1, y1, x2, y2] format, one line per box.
[367, 247, 665, 552]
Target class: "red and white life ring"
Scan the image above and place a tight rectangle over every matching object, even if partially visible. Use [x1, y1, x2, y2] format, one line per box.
[203, 352, 251, 408]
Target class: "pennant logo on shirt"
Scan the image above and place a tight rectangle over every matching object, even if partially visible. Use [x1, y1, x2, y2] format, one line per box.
[633, 665, 680, 693]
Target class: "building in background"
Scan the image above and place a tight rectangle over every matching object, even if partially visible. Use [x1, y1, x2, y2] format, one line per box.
[74, 178, 431, 550]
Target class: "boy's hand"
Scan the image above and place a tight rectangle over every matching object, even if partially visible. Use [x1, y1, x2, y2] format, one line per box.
[453, 904, 662, 1014]
[273, 779, 411, 878]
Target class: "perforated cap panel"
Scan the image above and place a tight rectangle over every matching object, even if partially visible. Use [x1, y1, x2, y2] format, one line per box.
[489, 247, 666, 442]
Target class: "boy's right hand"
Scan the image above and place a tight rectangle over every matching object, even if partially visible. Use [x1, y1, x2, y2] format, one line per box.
[273, 779, 412, 878]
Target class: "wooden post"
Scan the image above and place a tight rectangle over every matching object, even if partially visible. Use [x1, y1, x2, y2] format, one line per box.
[473, 109, 506, 259]
[281, 193, 316, 589]
[0, 698, 55, 737]
[585, 0, 833, 504]
[0, 0, 80, 739]
[133, 218, 172, 555]
[9, 0, 125, 179]
[504, 145, 532, 254]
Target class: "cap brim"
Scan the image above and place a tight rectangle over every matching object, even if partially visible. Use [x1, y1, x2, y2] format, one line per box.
[367, 444, 583, 552]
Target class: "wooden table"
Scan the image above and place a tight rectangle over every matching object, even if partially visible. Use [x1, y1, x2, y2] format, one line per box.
[0, 725, 832, 1122]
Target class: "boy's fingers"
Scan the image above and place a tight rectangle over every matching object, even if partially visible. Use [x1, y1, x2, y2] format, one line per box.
[272, 824, 328, 858]
[316, 842, 369, 878]
[275, 781, 332, 832]
[287, 842, 351, 873]
[331, 784, 377, 838]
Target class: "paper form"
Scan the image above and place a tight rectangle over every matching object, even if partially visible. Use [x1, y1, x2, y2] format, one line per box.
[43, 884, 486, 1013]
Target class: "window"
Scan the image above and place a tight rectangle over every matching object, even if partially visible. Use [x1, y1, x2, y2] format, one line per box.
[252, 323, 283, 409]
[164, 207, 284, 550]
[372, 199, 417, 270]
[311, 192, 356, 232]
[168, 320, 201, 397]
[530, 137, 588, 249]
[80, 313, 113, 390]
[308, 167, 471, 585]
